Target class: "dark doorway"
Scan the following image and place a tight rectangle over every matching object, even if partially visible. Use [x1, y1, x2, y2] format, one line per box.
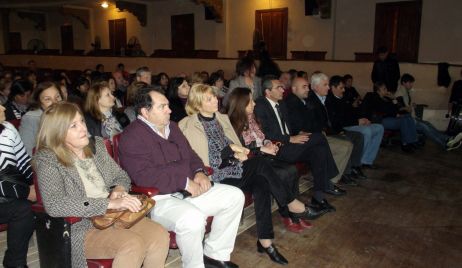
[60, 25, 74, 53]
[255, 8, 288, 59]
[8, 32, 22, 52]
[171, 14, 195, 55]
[374, 1, 422, 62]
[108, 18, 127, 53]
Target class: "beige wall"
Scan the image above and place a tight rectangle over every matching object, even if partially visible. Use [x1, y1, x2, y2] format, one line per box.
[334, 0, 462, 63]
[1, 0, 462, 63]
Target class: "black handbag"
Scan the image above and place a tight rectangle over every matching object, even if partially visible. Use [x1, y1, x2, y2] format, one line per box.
[0, 166, 30, 203]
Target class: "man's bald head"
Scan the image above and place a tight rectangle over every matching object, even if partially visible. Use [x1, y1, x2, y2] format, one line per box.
[291, 77, 309, 99]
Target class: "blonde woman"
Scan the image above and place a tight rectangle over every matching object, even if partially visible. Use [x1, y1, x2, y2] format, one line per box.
[179, 84, 318, 265]
[34, 102, 169, 268]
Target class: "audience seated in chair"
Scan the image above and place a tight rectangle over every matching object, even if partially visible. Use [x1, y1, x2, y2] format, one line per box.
[118, 86, 244, 268]
[252, 78, 340, 218]
[34, 102, 169, 268]
[19, 81, 63, 156]
[168, 77, 190, 122]
[124, 81, 148, 122]
[304, 74, 365, 186]
[395, 73, 462, 151]
[225, 56, 262, 107]
[361, 81, 418, 153]
[180, 84, 322, 265]
[84, 82, 130, 140]
[225, 87, 314, 233]
[4, 79, 33, 121]
[326, 75, 384, 169]
[0, 105, 35, 268]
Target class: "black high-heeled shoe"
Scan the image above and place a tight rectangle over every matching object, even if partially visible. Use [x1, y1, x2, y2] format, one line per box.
[257, 240, 288, 265]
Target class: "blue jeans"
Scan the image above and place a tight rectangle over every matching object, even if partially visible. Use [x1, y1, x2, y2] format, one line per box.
[381, 114, 418, 144]
[344, 124, 384, 165]
[415, 119, 449, 148]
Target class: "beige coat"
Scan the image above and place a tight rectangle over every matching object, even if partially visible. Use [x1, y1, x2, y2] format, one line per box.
[178, 113, 242, 166]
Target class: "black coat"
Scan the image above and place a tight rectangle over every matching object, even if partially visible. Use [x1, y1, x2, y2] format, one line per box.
[305, 91, 331, 133]
[169, 97, 187, 123]
[84, 110, 130, 138]
[254, 96, 292, 143]
[361, 92, 399, 123]
[325, 92, 358, 133]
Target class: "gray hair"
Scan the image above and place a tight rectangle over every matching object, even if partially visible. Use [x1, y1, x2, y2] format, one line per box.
[310, 72, 329, 89]
[136, 66, 150, 77]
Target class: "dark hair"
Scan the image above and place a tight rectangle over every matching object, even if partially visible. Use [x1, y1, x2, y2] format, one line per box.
[73, 76, 90, 92]
[377, 46, 388, 54]
[96, 64, 104, 71]
[297, 71, 307, 78]
[235, 56, 255, 76]
[400, 73, 415, 84]
[134, 86, 163, 115]
[168, 77, 187, 99]
[343, 74, 353, 81]
[288, 69, 297, 80]
[30, 81, 62, 110]
[329, 75, 344, 88]
[8, 79, 33, 101]
[226, 87, 252, 136]
[154, 72, 169, 85]
[117, 63, 124, 69]
[262, 75, 279, 95]
[373, 81, 387, 92]
[207, 72, 223, 86]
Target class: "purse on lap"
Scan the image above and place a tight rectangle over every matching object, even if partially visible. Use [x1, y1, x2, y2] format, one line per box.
[91, 194, 155, 230]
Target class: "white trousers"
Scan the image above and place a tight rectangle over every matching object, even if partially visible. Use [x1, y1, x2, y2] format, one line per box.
[151, 183, 245, 268]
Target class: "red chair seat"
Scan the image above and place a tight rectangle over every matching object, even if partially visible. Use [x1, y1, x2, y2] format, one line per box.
[0, 224, 7, 232]
[87, 259, 113, 268]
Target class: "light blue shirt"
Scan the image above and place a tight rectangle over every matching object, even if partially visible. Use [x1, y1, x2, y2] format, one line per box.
[137, 115, 171, 139]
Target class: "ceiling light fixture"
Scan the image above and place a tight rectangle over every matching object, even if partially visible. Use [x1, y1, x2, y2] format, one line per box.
[101, 1, 109, 8]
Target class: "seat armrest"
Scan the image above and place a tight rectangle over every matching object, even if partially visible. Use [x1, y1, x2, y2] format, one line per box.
[130, 184, 160, 197]
[32, 202, 82, 224]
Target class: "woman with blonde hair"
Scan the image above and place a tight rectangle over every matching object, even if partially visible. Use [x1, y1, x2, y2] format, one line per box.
[34, 102, 169, 268]
[179, 84, 319, 266]
[84, 82, 130, 139]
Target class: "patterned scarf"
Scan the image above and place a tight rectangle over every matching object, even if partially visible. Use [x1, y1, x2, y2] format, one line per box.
[242, 114, 266, 147]
[199, 114, 243, 182]
[101, 110, 122, 139]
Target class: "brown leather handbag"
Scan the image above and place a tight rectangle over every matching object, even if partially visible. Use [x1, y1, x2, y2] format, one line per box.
[92, 195, 155, 230]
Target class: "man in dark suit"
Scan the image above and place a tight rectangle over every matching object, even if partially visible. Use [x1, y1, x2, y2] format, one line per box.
[119, 86, 244, 268]
[285, 76, 362, 187]
[254, 76, 339, 214]
[304, 74, 366, 184]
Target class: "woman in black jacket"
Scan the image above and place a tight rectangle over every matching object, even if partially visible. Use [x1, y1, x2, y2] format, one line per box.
[168, 77, 190, 122]
[84, 82, 129, 140]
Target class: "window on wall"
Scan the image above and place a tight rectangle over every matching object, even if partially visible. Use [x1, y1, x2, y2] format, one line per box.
[373, 1, 422, 62]
[108, 18, 127, 52]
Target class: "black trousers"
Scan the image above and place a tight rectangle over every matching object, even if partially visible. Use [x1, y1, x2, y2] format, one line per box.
[0, 199, 34, 267]
[276, 132, 339, 193]
[271, 160, 299, 218]
[221, 156, 296, 239]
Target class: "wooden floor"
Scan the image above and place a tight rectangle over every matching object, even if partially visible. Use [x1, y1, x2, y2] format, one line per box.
[228, 142, 462, 268]
[2, 142, 461, 268]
